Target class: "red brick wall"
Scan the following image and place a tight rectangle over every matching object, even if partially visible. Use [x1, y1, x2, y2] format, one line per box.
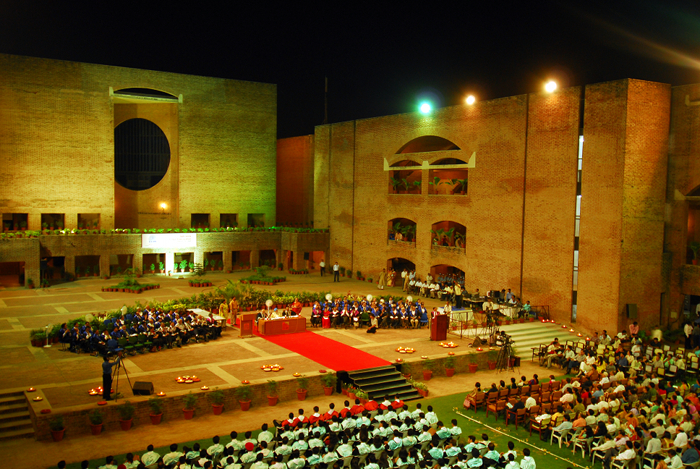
[521, 87, 581, 323]
[0, 54, 277, 231]
[277, 136, 314, 225]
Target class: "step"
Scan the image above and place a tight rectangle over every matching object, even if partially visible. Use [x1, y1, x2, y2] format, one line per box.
[348, 366, 398, 379]
[0, 395, 26, 406]
[0, 419, 33, 432]
[0, 410, 31, 424]
[0, 427, 35, 442]
[0, 403, 29, 415]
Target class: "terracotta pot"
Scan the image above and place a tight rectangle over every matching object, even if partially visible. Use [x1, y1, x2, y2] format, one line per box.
[296, 389, 307, 401]
[51, 428, 65, 442]
[348, 392, 356, 400]
[119, 419, 132, 431]
[183, 408, 194, 420]
[268, 396, 279, 406]
[150, 413, 162, 425]
[90, 423, 102, 435]
[423, 370, 432, 381]
[488, 361, 496, 370]
[239, 400, 251, 411]
[212, 404, 224, 415]
[445, 368, 455, 377]
[468, 364, 478, 373]
[323, 386, 333, 396]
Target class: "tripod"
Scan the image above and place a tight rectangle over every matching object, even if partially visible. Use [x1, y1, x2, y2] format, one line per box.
[496, 343, 519, 373]
[112, 355, 134, 401]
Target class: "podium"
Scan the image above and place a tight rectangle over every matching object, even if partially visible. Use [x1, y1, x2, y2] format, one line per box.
[430, 315, 448, 341]
[239, 313, 256, 338]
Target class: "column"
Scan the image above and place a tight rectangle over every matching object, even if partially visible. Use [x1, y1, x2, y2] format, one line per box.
[64, 256, 75, 277]
[250, 249, 260, 268]
[100, 255, 109, 278]
[133, 252, 143, 275]
[165, 252, 175, 275]
[223, 250, 232, 272]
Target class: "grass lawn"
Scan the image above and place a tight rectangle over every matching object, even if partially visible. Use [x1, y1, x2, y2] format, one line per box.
[58, 392, 589, 469]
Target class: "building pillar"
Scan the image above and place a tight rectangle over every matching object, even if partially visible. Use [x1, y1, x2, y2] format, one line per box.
[223, 250, 232, 272]
[194, 250, 203, 268]
[133, 253, 143, 275]
[250, 249, 260, 268]
[100, 255, 110, 278]
[64, 256, 75, 277]
[165, 252, 175, 275]
[65, 213, 77, 231]
[275, 249, 282, 271]
[29, 213, 41, 232]
[293, 250, 305, 271]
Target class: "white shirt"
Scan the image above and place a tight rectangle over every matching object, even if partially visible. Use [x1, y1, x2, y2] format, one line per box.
[674, 432, 688, 448]
[520, 456, 536, 469]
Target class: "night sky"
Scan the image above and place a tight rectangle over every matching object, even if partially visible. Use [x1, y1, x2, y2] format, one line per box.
[2, 1, 700, 138]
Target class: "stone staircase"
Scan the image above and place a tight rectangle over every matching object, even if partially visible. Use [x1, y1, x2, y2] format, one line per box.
[348, 365, 421, 401]
[0, 391, 34, 441]
[497, 322, 579, 360]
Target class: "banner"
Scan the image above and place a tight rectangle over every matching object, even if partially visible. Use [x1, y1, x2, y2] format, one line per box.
[141, 233, 197, 249]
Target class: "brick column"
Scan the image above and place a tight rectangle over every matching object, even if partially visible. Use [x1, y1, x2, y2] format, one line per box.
[100, 255, 110, 278]
[165, 252, 175, 275]
[223, 250, 232, 272]
[64, 256, 75, 277]
[250, 249, 260, 268]
[194, 250, 203, 268]
[133, 253, 143, 275]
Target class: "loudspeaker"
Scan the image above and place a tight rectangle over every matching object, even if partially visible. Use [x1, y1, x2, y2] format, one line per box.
[626, 304, 638, 319]
[133, 381, 154, 396]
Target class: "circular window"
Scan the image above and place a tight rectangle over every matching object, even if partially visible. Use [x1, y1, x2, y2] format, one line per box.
[114, 118, 171, 191]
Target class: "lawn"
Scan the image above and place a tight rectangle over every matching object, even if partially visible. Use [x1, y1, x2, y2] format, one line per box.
[58, 392, 589, 469]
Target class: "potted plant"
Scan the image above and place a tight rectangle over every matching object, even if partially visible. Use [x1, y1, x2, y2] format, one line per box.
[468, 355, 478, 374]
[267, 380, 279, 406]
[49, 415, 65, 442]
[208, 388, 225, 415]
[117, 400, 135, 431]
[88, 409, 103, 435]
[296, 376, 309, 401]
[413, 380, 429, 397]
[159, 261, 165, 273]
[691, 241, 700, 265]
[355, 389, 369, 404]
[234, 384, 252, 411]
[422, 359, 434, 381]
[148, 396, 163, 425]
[401, 362, 412, 379]
[320, 373, 337, 396]
[26, 278, 34, 289]
[183, 392, 198, 419]
[445, 355, 456, 377]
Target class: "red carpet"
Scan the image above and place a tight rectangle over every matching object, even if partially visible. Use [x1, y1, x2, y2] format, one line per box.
[259, 331, 390, 371]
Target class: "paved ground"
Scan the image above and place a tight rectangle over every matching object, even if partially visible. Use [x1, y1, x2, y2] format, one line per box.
[0, 271, 548, 469]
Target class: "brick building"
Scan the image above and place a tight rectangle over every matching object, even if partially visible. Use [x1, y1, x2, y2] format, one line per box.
[1, 52, 699, 335]
[284, 78, 700, 336]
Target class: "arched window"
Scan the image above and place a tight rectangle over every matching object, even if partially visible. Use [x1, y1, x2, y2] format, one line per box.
[428, 158, 468, 195]
[387, 258, 415, 274]
[388, 218, 417, 245]
[431, 221, 466, 250]
[114, 118, 171, 191]
[389, 160, 422, 195]
[396, 136, 460, 154]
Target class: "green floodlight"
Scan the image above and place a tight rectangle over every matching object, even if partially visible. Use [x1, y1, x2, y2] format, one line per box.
[419, 101, 432, 115]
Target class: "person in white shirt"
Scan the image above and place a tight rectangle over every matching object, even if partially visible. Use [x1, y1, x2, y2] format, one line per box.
[524, 396, 537, 410]
[140, 445, 161, 467]
[98, 456, 118, 469]
[504, 454, 520, 469]
[667, 449, 683, 469]
[519, 448, 536, 469]
[646, 432, 662, 454]
[163, 444, 184, 467]
[614, 441, 636, 462]
[674, 431, 689, 449]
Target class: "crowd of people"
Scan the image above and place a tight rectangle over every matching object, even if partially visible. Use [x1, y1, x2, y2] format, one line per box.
[308, 295, 439, 330]
[466, 343, 700, 469]
[58, 308, 224, 356]
[57, 396, 537, 469]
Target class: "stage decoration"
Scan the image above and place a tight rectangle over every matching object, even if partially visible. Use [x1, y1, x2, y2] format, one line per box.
[319, 369, 327, 373]
[201, 386, 210, 390]
[577, 333, 582, 337]
[439, 342, 458, 348]
[569, 328, 574, 332]
[261, 364, 283, 372]
[477, 347, 483, 351]
[157, 392, 166, 397]
[396, 347, 415, 354]
[27, 387, 36, 392]
[395, 358, 403, 362]
[421, 355, 428, 359]
[33, 396, 43, 402]
[40, 409, 51, 414]
[241, 380, 250, 384]
[176, 375, 200, 383]
[97, 401, 107, 406]
[448, 351, 455, 356]
[293, 372, 301, 377]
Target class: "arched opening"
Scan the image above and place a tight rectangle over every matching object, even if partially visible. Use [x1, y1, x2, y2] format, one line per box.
[387, 258, 416, 278]
[428, 158, 468, 195]
[430, 264, 465, 285]
[396, 136, 460, 154]
[389, 160, 422, 194]
[431, 221, 466, 249]
[114, 118, 171, 191]
[388, 218, 417, 244]
[688, 185, 700, 264]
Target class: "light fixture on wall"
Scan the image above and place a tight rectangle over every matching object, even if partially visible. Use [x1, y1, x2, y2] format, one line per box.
[160, 203, 167, 214]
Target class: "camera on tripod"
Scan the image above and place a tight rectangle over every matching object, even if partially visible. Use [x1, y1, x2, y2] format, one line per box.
[495, 331, 513, 347]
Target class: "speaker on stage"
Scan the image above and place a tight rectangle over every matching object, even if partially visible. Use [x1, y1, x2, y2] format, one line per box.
[133, 381, 154, 396]
[626, 304, 638, 319]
